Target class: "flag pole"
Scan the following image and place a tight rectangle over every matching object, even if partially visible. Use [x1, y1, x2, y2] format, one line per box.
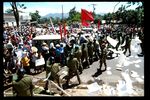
[61, 5, 64, 41]
[50, 17, 56, 34]
[62, 5, 64, 23]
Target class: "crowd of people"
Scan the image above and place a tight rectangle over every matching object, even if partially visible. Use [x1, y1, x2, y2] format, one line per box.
[3, 23, 144, 96]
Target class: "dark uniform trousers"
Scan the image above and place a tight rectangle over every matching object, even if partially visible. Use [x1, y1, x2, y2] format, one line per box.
[99, 48, 107, 71]
[124, 36, 131, 56]
[88, 43, 94, 64]
[74, 49, 83, 73]
[66, 58, 81, 85]
[81, 47, 90, 68]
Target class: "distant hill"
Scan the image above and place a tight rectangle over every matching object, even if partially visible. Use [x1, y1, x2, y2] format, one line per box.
[42, 12, 106, 19]
[42, 13, 69, 19]
[98, 12, 106, 16]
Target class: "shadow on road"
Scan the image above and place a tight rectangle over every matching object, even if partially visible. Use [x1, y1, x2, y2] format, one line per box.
[92, 69, 106, 77]
[62, 83, 79, 90]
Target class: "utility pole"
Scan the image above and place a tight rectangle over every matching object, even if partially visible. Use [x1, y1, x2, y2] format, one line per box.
[90, 4, 97, 14]
[62, 5, 63, 23]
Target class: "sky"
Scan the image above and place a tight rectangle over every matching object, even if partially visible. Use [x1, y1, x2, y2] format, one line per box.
[3, 2, 141, 16]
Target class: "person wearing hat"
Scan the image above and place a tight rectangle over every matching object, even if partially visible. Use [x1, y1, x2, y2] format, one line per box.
[59, 43, 65, 66]
[49, 42, 56, 60]
[66, 53, 81, 86]
[93, 38, 100, 61]
[41, 42, 49, 70]
[31, 50, 38, 73]
[12, 68, 34, 96]
[21, 51, 30, 74]
[55, 44, 61, 63]
[5, 42, 16, 73]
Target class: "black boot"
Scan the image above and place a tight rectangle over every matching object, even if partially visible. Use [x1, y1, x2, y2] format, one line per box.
[97, 68, 101, 72]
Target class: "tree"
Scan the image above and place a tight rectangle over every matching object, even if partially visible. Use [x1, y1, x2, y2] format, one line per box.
[5, 9, 13, 14]
[29, 10, 41, 23]
[103, 13, 113, 24]
[68, 6, 76, 19]
[9, 2, 26, 28]
[39, 17, 49, 24]
[67, 7, 81, 24]
[125, 2, 144, 26]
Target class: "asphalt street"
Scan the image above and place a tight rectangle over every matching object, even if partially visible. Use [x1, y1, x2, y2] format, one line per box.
[32, 36, 144, 90]
[70, 36, 144, 88]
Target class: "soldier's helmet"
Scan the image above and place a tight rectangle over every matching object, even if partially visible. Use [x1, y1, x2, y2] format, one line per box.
[75, 45, 79, 50]
[17, 68, 26, 76]
[101, 42, 106, 48]
[50, 56, 55, 64]
[69, 53, 74, 59]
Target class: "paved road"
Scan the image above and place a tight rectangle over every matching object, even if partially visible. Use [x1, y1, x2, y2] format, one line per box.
[70, 36, 144, 88]
[32, 36, 144, 89]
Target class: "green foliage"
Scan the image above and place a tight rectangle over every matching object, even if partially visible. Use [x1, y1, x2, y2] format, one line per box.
[101, 2, 144, 26]
[29, 10, 41, 23]
[5, 9, 13, 14]
[39, 17, 49, 24]
[67, 7, 81, 23]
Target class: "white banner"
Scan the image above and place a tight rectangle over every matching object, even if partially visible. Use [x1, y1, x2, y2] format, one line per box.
[107, 36, 119, 47]
[35, 58, 45, 66]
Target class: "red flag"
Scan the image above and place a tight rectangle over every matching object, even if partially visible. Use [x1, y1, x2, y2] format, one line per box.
[98, 19, 101, 30]
[81, 9, 94, 21]
[82, 20, 90, 27]
[59, 23, 62, 40]
[64, 23, 66, 36]
[81, 9, 94, 27]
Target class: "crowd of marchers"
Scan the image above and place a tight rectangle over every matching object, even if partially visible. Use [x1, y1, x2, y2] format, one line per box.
[3, 23, 144, 96]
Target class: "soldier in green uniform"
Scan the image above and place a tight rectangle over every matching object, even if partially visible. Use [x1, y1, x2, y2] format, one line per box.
[44, 57, 61, 91]
[12, 68, 34, 96]
[87, 39, 94, 64]
[81, 43, 90, 68]
[74, 45, 83, 74]
[93, 39, 100, 61]
[123, 33, 132, 56]
[98, 40, 108, 72]
[66, 53, 81, 86]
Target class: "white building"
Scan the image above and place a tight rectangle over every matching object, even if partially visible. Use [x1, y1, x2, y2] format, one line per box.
[3, 13, 31, 27]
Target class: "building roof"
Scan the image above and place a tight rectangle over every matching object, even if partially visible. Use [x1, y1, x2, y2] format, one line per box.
[3, 13, 15, 19]
[3, 13, 23, 22]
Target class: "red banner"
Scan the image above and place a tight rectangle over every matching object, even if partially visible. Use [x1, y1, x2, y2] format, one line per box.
[81, 9, 94, 27]
[59, 23, 62, 40]
[82, 20, 90, 27]
[81, 9, 94, 21]
[64, 22, 66, 36]
[98, 19, 101, 30]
